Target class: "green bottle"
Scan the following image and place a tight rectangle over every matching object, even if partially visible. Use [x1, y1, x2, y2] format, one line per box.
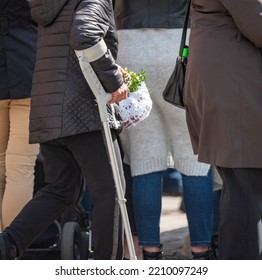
[182, 46, 189, 58]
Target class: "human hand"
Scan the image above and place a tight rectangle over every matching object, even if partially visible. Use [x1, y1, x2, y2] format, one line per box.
[116, 64, 127, 76]
[108, 82, 129, 104]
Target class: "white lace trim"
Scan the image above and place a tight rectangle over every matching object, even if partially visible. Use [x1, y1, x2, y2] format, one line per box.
[119, 82, 152, 128]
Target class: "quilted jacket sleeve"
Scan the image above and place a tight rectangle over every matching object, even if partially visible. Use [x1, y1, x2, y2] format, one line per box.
[69, 0, 122, 93]
[220, 0, 262, 48]
[70, 0, 111, 48]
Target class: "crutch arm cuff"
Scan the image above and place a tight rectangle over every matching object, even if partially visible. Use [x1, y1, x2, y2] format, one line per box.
[75, 38, 107, 62]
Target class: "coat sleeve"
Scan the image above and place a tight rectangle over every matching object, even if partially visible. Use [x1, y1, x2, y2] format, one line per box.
[69, 0, 123, 93]
[70, 0, 111, 49]
[220, 0, 262, 48]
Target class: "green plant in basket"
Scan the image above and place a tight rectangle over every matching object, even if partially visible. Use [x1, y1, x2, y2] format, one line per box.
[123, 68, 147, 93]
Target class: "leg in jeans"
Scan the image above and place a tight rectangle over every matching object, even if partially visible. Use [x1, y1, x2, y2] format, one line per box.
[122, 163, 143, 259]
[217, 167, 262, 260]
[182, 168, 215, 258]
[132, 171, 163, 258]
[1, 99, 39, 229]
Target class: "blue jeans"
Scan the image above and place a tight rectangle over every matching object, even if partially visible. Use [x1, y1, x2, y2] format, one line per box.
[132, 171, 163, 247]
[182, 169, 220, 247]
[162, 168, 183, 196]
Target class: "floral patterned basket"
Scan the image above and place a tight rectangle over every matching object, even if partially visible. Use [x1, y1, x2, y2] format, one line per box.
[119, 69, 152, 128]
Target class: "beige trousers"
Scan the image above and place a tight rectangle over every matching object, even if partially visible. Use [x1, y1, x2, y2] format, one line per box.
[0, 98, 39, 230]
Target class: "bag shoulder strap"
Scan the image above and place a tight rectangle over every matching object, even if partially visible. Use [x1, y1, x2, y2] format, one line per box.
[179, 0, 191, 57]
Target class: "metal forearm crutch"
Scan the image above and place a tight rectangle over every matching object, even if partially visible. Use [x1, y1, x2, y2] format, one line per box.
[75, 47, 137, 260]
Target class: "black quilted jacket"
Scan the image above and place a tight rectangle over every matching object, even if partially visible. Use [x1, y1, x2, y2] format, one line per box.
[28, 0, 123, 144]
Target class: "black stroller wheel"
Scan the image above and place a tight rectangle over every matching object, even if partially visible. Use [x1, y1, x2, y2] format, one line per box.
[61, 222, 81, 260]
[80, 231, 91, 260]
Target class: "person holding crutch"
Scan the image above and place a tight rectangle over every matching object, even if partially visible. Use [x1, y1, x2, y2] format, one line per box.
[0, 0, 129, 260]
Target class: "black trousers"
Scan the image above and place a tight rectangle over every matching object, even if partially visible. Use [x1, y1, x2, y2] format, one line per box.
[216, 167, 262, 260]
[6, 131, 124, 260]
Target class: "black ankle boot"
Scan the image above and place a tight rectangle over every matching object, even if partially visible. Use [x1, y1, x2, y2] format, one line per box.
[143, 245, 163, 260]
[192, 248, 216, 260]
[0, 232, 17, 260]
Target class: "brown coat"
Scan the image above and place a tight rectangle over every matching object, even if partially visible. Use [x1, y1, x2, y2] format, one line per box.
[185, 0, 262, 168]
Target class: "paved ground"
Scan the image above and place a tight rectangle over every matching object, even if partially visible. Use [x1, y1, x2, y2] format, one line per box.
[19, 194, 190, 260]
[160, 195, 191, 259]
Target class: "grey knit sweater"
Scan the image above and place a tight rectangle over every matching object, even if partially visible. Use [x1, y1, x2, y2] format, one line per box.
[117, 29, 222, 188]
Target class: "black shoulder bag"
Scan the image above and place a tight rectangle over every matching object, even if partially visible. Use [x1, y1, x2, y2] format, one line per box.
[162, 0, 191, 109]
